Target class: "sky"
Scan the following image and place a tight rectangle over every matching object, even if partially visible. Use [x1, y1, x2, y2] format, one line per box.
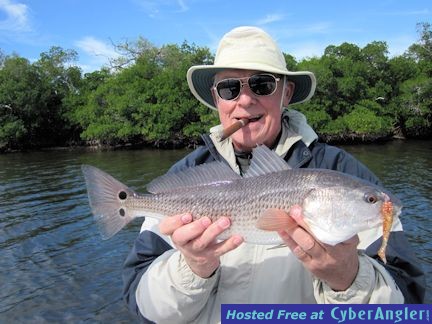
[0, 0, 431, 73]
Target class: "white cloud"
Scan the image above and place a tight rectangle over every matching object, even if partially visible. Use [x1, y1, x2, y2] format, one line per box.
[133, 0, 189, 17]
[133, 0, 159, 17]
[177, 0, 188, 12]
[0, 0, 31, 32]
[257, 14, 284, 26]
[75, 63, 99, 74]
[75, 36, 121, 72]
[75, 36, 119, 60]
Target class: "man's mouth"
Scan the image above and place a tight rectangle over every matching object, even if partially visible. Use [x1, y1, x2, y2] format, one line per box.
[236, 115, 263, 123]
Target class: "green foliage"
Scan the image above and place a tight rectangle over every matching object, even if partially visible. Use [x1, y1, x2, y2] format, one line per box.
[322, 117, 348, 135]
[295, 23, 431, 139]
[68, 40, 216, 147]
[0, 23, 431, 151]
[295, 102, 331, 131]
[284, 53, 298, 71]
[408, 23, 432, 76]
[0, 115, 26, 149]
[0, 47, 82, 149]
[343, 106, 392, 134]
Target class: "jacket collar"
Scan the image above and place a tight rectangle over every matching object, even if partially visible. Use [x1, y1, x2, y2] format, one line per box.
[203, 109, 318, 173]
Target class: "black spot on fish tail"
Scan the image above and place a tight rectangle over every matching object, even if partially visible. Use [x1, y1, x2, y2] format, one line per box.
[119, 191, 127, 200]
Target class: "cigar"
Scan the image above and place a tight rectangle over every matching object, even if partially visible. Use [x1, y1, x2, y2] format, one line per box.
[218, 118, 250, 142]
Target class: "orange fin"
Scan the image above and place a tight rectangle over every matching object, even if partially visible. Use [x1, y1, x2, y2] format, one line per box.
[256, 208, 291, 231]
[378, 201, 394, 264]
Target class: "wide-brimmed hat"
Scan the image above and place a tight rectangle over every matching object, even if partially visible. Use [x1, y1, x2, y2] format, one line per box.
[187, 26, 316, 110]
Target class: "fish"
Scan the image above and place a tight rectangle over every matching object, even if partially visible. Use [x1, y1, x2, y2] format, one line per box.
[82, 145, 402, 263]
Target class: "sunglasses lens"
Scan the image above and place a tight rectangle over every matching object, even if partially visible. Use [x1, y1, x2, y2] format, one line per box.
[215, 74, 278, 100]
[249, 74, 277, 96]
[216, 79, 241, 100]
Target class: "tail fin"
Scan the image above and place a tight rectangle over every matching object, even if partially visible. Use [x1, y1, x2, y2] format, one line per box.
[81, 165, 137, 239]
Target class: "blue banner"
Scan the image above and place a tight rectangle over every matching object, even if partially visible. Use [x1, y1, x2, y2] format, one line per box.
[221, 304, 431, 323]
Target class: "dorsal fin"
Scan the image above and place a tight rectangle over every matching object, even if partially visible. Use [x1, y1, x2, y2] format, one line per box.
[146, 161, 241, 193]
[243, 145, 291, 178]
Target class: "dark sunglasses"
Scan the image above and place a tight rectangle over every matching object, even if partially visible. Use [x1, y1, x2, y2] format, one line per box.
[213, 73, 280, 101]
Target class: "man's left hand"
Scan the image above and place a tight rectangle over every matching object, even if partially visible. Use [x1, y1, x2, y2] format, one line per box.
[276, 205, 360, 291]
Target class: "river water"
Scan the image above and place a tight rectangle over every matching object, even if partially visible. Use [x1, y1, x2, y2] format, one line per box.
[0, 140, 431, 322]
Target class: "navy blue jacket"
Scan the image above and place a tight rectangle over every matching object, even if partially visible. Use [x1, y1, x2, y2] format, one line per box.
[123, 136, 426, 322]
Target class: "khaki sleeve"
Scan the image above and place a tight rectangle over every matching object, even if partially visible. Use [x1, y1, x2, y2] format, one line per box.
[135, 249, 219, 324]
[313, 252, 404, 304]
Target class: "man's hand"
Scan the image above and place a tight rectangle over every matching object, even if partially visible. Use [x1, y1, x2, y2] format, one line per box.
[276, 205, 360, 291]
[159, 213, 243, 278]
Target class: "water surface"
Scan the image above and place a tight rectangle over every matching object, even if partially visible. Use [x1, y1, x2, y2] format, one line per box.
[0, 140, 430, 322]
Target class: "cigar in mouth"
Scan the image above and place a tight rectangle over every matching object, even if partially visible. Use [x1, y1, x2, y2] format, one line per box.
[218, 118, 250, 142]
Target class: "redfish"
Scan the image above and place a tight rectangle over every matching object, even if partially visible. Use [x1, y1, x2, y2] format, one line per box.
[82, 146, 401, 263]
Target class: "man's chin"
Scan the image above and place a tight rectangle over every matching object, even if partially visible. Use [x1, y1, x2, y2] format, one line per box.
[232, 135, 264, 152]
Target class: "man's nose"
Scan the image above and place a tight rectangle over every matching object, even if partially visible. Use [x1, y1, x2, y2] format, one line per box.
[237, 84, 256, 108]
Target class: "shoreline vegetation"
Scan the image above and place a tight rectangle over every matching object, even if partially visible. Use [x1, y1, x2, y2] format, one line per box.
[5, 131, 430, 154]
[0, 23, 431, 153]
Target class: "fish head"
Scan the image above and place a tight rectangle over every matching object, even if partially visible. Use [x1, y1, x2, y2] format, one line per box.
[356, 186, 403, 223]
[301, 184, 402, 245]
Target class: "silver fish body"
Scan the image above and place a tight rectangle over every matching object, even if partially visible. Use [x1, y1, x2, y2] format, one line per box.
[82, 146, 402, 249]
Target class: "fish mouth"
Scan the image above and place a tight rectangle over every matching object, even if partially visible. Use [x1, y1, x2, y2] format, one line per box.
[382, 191, 403, 216]
[236, 115, 263, 123]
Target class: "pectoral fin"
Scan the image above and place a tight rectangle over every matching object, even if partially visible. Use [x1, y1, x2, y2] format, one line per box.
[256, 208, 292, 231]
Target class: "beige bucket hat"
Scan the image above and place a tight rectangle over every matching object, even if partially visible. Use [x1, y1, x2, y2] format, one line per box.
[187, 26, 316, 110]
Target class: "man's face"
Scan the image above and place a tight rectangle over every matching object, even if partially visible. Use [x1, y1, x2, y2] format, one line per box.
[213, 69, 294, 152]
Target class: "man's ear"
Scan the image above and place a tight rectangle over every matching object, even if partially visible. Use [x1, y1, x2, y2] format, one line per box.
[283, 81, 295, 106]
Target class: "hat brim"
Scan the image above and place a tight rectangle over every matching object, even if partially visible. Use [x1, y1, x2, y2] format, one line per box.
[187, 66, 316, 110]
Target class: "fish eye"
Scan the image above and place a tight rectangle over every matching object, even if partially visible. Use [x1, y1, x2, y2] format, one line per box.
[364, 193, 378, 204]
[118, 191, 127, 200]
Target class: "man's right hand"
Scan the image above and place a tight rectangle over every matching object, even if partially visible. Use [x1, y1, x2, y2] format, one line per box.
[159, 213, 243, 278]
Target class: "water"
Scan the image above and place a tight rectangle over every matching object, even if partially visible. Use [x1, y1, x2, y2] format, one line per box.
[0, 140, 431, 322]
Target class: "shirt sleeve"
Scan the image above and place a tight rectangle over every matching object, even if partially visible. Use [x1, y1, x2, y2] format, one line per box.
[135, 249, 220, 324]
[313, 252, 404, 303]
[122, 230, 172, 323]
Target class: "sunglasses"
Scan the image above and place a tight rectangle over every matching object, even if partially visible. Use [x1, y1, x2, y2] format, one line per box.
[214, 73, 280, 101]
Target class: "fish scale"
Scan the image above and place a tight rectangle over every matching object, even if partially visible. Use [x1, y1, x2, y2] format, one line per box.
[125, 172, 296, 244]
[82, 145, 402, 263]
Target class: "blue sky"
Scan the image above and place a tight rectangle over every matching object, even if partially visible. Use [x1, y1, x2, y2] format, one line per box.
[0, 0, 430, 72]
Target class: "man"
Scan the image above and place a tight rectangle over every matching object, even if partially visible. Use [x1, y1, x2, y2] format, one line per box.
[123, 26, 425, 323]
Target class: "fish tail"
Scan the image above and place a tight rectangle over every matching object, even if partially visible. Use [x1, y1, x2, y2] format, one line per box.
[81, 165, 140, 240]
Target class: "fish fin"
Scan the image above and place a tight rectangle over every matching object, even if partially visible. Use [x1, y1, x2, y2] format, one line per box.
[243, 145, 290, 178]
[147, 161, 241, 194]
[256, 208, 292, 231]
[82, 165, 138, 239]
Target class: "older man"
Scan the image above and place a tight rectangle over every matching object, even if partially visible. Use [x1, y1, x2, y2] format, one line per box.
[123, 26, 425, 323]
